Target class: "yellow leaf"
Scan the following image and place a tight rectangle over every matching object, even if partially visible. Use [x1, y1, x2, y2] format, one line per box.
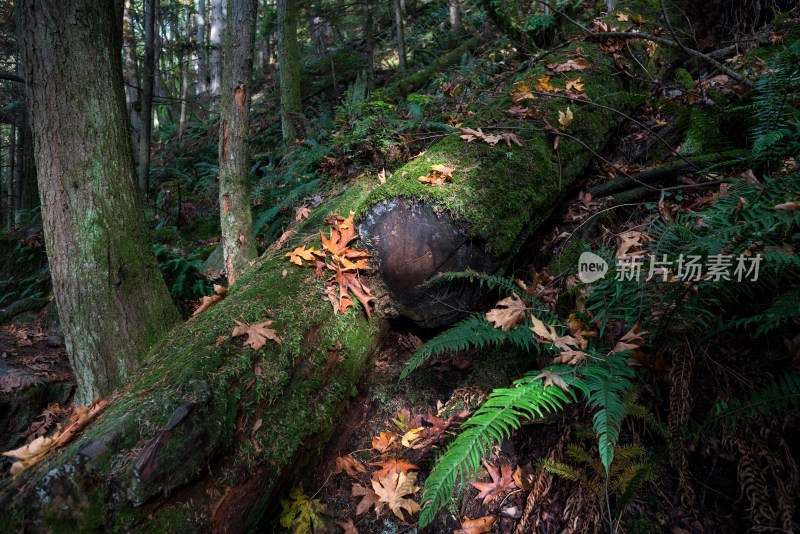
[565, 77, 584, 92]
[616, 12, 629, 22]
[371, 471, 420, 521]
[535, 74, 555, 93]
[511, 81, 536, 102]
[401, 427, 424, 447]
[429, 164, 455, 177]
[284, 245, 320, 266]
[558, 106, 574, 129]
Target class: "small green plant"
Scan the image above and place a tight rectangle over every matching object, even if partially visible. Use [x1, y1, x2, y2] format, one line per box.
[153, 244, 212, 313]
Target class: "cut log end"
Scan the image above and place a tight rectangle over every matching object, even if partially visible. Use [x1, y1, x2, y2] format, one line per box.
[358, 198, 499, 327]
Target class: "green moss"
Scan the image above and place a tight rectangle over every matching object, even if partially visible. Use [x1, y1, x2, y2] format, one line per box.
[361, 41, 629, 257]
[674, 68, 696, 91]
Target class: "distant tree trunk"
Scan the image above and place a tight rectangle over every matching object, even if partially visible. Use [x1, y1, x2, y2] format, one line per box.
[138, 0, 157, 196]
[449, 0, 462, 33]
[277, 0, 304, 142]
[363, 0, 374, 88]
[123, 0, 142, 163]
[6, 125, 15, 228]
[196, 0, 209, 95]
[392, 0, 407, 73]
[210, 0, 224, 96]
[218, 0, 259, 285]
[178, 49, 190, 140]
[18, 0, 180, 404]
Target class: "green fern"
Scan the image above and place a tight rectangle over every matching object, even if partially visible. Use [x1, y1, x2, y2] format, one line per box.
[704, 372, 800, 431]
[418, 367, 577, 527]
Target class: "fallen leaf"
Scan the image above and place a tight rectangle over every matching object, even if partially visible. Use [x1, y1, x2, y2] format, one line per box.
[274, 229, 295, 250]
[616, 12, 629, 22]
[511, 81, 536, 102]
[334, 454, 368, 478]
[232, 319, 282, 350]
[419, 164, 455, 185]
[378, 168, 389, 184]
[774, 200, 800, 210]
[295, 206, 311, 221]
[558, 107, 574, 129]
[280, 487, 331, 533]
[535, 74, 556, 93]
[192, 284, 228, 316]
[486, 295, 527, 331]
[372, 431, 400, 453]
[285, 245, 321, 266]
[533, 370, 569, 392]
[551, 58, 591, 72]
[336, 518, 359, 534]
[501, 133, 523, 147]
[612, 323, 648, 354]
[401, 427, 423, 448]
[372, 471, 420, 521]
[455, 516, 497, 534]
[469, 461, 516, 503]
[565, 77, 584, 92]
[352, 483, 384, 516]
[369, 458, 419, 479]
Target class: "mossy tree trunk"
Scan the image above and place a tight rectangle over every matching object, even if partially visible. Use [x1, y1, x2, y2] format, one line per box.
[1, 38, 636, 529]
[277, 0, 304, 142]
[18, 0, 180, 404]
[218, 0, 259, 285]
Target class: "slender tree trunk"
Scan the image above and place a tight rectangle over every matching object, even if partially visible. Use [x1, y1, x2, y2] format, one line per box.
[12, 123, 24, 216]
[218, 0, 259, 285]
[138, 0, 157, 196]
[392, 0, 407, 73]
[277, 0, 304, 142]
[18, 0, 180, 404]
[123, 0, 142, 164]
[449, 0, 462, 33]
[6, 124, 15, 228]
[210, 0, 224, 97]
[363, 0, 374, 88]
[196, 0, 209, 95]
[179, 51, 190, 140]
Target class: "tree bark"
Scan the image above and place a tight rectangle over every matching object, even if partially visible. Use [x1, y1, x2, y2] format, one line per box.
[1, 38, 634, 528]
[449, 0, 462, 33]
[363, 0, 374, 89]
[218, 0, 259, 285]
[178, 47, 191, 140]
[210, 0, 224, 97]
[6, 124, 15, 228]
[277, 0, 304, 142]
[18, 0, 180, 404]
[138, 0, 157, 196]
[392, 0, 407, 73]
[196, 0, 209, 95]
[122, 0, 142, 164]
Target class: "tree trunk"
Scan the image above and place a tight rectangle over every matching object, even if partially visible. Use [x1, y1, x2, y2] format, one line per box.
[210, 0, 224, 97]
[392, 0, 407, 73]
[277, 0, 304, 142]
[363, 0, 374, 89]
[122, 0, 142, 164]
[1, 39, 633, 528]
[449, 0, 462, 33]
[178, 47, 191, 140]
[17, 0, 180, 404]
[6, 124, 15, 228]
[138, 0, 157, 196]
[196, 0, 209, 96]
[218, 0, 259, 285]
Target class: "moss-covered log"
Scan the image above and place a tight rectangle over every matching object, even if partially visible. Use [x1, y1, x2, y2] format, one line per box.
[384, 36, 480, 97]
[1, 38, 637, 530]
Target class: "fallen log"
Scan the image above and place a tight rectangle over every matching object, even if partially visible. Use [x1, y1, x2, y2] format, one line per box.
[0, 39, 635, 530]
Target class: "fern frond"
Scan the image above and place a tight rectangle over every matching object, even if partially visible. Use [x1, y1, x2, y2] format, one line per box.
[400, 315, 542, 379]
[418, 369, 576, 527]
[582, 354, 636, 473]
[421, 269, 525, 299]
[704, 373, 800, 431]
[536, 459, 582, 481]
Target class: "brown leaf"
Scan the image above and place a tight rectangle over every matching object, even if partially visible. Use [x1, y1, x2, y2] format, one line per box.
[232, 319, 282, 350]
[612, 323, 647, 354]
[565, 77, 584, 92]
[455, 516, 497, 534]
[535, 75, 556, 93]
[369, 458, 419, 479]
[486, 295, 527, 331]
[274, 229, 295, 251]
[295, 206, 311, 221]
[511, 81, 536, 102]
[774, 200, 800, 210]
[336, 518, 359, 534]
[378, 168, 389, 184]
[558, 107, 574, 129]
[371, 431, 400, 453]
[192, 284, 228, 317]
[334, 454, 368, 478]
[371, 471, 420, 521]
[469, 461, 517, 503]
[533, 370, 569, 392]
[352, 483, 383, 517]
